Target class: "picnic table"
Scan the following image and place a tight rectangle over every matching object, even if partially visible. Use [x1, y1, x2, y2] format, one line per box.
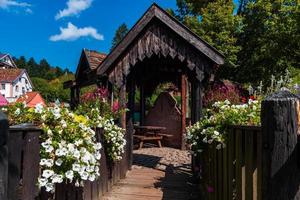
[134, 125, 172, 149]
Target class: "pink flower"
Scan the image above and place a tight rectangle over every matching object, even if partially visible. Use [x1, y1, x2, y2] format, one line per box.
[112, 101, 119, 112]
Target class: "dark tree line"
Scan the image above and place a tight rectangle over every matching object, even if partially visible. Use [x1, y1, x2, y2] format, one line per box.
[13, 56, 72, 80]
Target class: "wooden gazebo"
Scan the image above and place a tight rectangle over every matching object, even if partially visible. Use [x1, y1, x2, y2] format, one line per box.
[66, 3, 224, 149]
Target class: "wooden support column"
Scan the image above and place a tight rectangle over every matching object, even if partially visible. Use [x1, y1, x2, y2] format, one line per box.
[191, 79, 202, 124]
[181, 74, 187, 150]
[120, 83, 126, 129]
[127, 79, 135, 123]
[70, 87, 75, 109]
[127, 79, 135, 170]
[140, 84, 146, 125]
[75, 87, 80, 107]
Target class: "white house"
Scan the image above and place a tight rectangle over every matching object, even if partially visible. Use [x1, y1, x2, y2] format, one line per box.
[0, 54, 33, 103]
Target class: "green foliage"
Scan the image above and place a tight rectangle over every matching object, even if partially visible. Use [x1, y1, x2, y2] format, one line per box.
[32, 74, 74, 103]
[236, 0, 300, 84]
[111, 23, 128, 51]
[174, 0, 243, 80]
[187, 99, 261, 152]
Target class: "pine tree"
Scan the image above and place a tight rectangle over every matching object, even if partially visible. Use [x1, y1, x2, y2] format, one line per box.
[111, 23, 128, 51]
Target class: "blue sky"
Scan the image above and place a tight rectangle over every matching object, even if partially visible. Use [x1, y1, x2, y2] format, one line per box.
[0, 0, 178, 72]
[0, 0, 238, 72]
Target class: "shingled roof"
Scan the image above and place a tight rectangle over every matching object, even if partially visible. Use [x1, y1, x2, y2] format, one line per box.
[84, 49, 106, 70]
[0, 68, 25, 82]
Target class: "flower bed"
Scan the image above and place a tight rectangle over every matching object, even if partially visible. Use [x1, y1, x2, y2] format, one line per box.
[186, 99, 261, 153]
[2, 97, 126, 194]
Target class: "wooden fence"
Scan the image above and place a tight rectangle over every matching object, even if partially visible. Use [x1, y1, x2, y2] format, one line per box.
[0, 117, 133, 200]
[199, 125, 262, 200]
[195, 90, 300, 200]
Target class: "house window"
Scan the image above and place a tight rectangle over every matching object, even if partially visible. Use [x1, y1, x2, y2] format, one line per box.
[25, 80, 28, 84]
[22, 87, 25, 94]
[1, 83, 5, 90]
[15, 85, 19, 92]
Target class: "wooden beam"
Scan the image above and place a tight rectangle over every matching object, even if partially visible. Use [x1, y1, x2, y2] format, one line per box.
[181, 74, 187, 150]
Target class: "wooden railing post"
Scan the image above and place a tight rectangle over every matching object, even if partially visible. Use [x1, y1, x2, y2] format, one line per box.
[0, 112, 8, 200]
[261, 90, 300, 199]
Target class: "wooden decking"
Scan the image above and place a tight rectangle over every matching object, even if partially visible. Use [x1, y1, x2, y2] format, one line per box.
[103, 147, 201, 200]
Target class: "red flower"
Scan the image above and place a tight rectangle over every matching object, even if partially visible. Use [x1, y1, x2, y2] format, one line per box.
[249, 95, 255, 100]
[112, 100, 120, 112]
[241, 97, 247, 103]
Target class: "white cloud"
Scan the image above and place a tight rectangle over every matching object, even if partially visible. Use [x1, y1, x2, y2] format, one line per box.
[55, 0, 93, 20]
[0, 0, 31, 10]
[49, 22, 104, 42]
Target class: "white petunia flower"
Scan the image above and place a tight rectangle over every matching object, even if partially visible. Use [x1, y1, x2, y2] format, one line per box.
[42, 170, 54, 178]
[65, 170, 74, 181]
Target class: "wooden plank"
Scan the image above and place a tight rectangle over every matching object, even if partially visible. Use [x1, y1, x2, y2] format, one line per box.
[22, 131, 41, 200]
[223, 143, 228, 200]
[7, 131, 23, 200]
[0, 112, 8, 200]
[256, 130, 262, 200]
[245, 130, 254, 200]
[212, 144, 217, 200]
[227, 128, 234, 200]
[217, 149, 223, 200]
[235, 129, 243, 200]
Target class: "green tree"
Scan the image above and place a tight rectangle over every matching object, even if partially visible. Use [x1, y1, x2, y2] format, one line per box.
[14, 56, 27, 69]
[236, 0, 300, 84]
[174, 0, 242, 80]
[111, 23, 128, 50]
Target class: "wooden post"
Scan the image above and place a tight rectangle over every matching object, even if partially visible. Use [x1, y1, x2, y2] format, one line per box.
[191, 79, 202, 124]
[120, 83, 126, 129]
[0, 112, 8, 200]
[181, 74, 187, 150]
[128, 79, 135, 123]
[70, 87, 75, 109]
[140, 84, 146, 125]
[127, 79, 135, 170]
[261, 90, 300, 200]
[75, 87, 80, 106]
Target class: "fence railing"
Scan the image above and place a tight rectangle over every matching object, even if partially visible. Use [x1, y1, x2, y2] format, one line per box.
[199, 125, 262, 200]
[194, 90, 300, 200]
[0, 117, 133, 200]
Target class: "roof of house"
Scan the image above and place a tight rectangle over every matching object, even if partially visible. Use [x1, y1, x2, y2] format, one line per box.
[16, 92, 46, 107]
[0, 68, 25, 82]
[0, 54, 7, 59]
[84, 49, 107, 70]
[97, 3, 225, 75]
[0, 95, 8, 106]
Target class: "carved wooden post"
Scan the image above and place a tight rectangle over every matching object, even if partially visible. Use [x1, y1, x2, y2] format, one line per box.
[261, 90, 300, 199]
[0, 112, 8, 200]
[181, 74, 187, 150]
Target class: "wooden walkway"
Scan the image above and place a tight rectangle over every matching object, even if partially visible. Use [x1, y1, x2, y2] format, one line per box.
[103, 147, 201, 200]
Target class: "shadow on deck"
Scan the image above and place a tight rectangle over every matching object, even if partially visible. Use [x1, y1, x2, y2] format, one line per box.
[103, 148, 201, 200]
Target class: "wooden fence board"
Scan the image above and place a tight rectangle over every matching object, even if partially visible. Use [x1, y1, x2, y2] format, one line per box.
[22, 131, 40, 200]
[7, 131, 23, 200]
[223, 146, 228, 200]
[227, 129, 234, 200]
[256, 130, 262, 200]
[235, 129, 242, 200]
[245, 130, 254, 200]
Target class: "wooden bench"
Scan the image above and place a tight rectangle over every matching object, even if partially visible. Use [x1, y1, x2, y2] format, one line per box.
[133, 135, 163, 149]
